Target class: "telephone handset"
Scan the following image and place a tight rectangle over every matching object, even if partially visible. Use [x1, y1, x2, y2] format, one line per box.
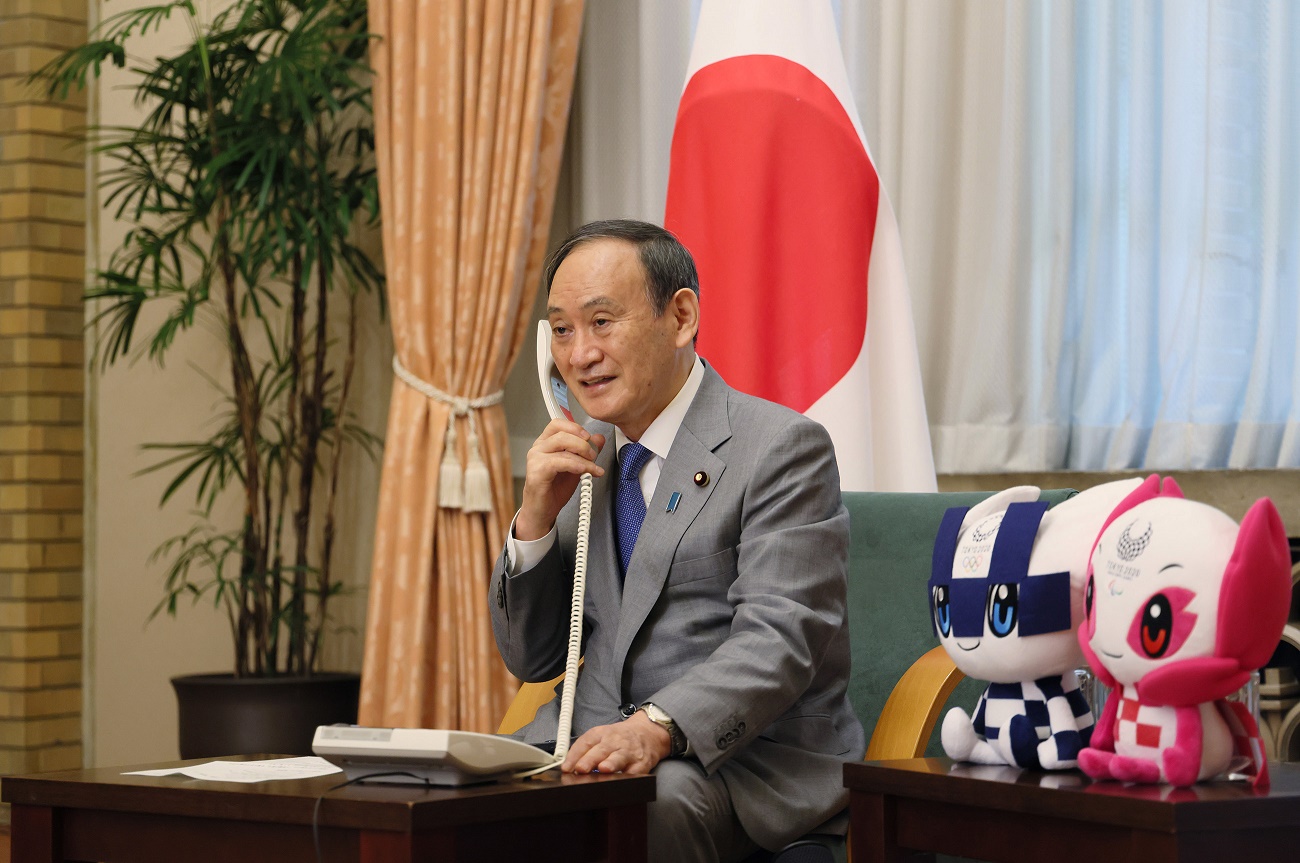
[535, 320, 592, 765]
[537, 319, 574, 422]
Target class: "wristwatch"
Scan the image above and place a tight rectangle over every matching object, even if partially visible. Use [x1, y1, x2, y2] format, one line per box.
[637, 701, 687, 757]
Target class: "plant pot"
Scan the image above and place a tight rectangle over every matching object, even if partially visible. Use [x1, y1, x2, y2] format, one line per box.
[172, 672, 360, 759]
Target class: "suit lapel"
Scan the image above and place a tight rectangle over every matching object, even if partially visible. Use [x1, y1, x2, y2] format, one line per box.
[611, 365, 734, 681]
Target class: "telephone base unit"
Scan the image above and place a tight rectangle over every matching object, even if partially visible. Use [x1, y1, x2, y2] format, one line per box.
[312, 726, 557, 785]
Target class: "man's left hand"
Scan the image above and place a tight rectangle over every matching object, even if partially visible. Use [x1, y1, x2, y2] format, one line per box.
[561, 712, 671, 775]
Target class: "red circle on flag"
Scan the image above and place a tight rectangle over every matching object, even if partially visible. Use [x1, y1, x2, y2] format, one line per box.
[665, 54, 879, 412]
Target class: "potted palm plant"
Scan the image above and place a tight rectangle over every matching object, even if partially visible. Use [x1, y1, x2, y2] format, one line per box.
[37, 0, 384, 757]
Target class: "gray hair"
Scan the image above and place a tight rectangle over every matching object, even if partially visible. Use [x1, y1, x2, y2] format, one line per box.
[544, 219, 699, 315]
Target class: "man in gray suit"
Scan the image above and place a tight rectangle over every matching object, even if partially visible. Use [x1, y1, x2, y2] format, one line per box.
[490, 220, 865, 862]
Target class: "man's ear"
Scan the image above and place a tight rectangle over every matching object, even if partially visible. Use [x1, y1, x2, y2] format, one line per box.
[670, 288, 700, 347]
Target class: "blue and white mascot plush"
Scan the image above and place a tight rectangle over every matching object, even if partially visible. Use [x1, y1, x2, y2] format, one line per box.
[929, 480, 1141, 769]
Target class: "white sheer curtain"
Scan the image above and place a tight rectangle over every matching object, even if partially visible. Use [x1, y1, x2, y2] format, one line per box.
[568, 0, 1300, 472]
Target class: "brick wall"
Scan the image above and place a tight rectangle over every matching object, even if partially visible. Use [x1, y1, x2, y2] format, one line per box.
[0, 0, 87, 788]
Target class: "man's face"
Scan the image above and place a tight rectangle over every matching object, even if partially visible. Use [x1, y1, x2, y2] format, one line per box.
[546, 239, 697, 441]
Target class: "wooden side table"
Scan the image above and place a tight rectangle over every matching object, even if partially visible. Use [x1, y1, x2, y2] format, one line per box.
[845, 757, 1300, 863]
[2, 756, 654, 863]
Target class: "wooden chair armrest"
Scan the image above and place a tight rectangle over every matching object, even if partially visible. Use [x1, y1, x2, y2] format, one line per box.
[496, 672, 565, 735]
[864, 645, 965, 760]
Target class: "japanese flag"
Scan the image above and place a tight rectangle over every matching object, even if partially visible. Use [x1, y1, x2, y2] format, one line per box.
[664, 0, 936, 491]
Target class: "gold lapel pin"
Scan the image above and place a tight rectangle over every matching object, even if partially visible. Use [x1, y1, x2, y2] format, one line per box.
[693, 471, 709, 487]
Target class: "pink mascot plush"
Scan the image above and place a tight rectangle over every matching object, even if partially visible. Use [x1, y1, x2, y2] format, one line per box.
[1078, 475, 1292, 788]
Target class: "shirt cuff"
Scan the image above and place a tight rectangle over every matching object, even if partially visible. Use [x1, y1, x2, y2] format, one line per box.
[505, 511, 557, 576]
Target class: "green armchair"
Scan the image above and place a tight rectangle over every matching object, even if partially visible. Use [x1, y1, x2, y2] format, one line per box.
[498, 489, 1080, 863]
[500, 488, 1079, 761]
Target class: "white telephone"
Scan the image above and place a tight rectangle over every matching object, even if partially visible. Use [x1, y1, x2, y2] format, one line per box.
[313, 322, 590, 785]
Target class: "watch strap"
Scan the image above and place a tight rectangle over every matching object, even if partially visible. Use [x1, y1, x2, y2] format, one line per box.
[638, 701, 686, 757]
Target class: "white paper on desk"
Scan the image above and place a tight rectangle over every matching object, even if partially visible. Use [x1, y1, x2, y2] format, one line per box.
[124, 756, 344, 783]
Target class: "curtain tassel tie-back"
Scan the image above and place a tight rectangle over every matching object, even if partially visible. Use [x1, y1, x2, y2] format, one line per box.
[392, 355, 503, 513]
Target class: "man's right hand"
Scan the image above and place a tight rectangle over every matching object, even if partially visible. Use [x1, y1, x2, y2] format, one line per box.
[515, 419, 606, 541]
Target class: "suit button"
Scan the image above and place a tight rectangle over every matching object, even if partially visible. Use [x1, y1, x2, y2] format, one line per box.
[620, 703, 637, 718]
[496, 584, 505, 608]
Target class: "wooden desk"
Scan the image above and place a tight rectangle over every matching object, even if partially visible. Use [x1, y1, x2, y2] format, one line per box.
[845, 757, 1300, 863]
[2, 756, 654, 863]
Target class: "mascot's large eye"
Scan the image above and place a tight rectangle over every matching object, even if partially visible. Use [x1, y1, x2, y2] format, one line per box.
[986, 583, 1019, 638]
[1139, 593, 1173, 658]
[1125, 587, 1198, 660]
[933, 586, 952, 637]
[1085, 575, 1094, 620]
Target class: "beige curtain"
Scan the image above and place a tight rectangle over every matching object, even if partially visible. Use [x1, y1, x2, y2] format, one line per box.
[360, 0, 584, 732]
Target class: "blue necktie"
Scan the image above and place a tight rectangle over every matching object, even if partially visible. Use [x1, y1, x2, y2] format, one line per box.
[614, 442, 654, 578]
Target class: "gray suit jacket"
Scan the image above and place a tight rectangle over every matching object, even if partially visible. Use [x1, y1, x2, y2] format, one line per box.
[489, 364, 865, 850]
